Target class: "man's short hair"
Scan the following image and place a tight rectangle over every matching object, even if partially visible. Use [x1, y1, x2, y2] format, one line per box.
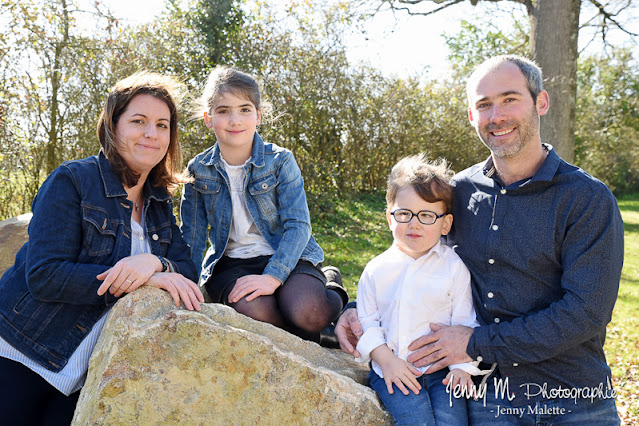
[466, 55, 544, 104]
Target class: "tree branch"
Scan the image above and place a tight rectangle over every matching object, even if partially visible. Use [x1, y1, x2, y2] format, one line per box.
[587, 0, 639, 37]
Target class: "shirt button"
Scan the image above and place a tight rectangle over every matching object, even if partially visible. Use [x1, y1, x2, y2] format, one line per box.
[477, 356, 483, 362]
[139, 235, 143, 241]
[261, 183, 268, 189]
[152, 234, 159, 241]
[488, 259, 495, 264]
[513, 363, 519, 367]
[494, 318, 500, 323]
[401, 336, 406, 341]
[492, 225, 499, 231]
[500, 189, 507, 195]
[487, 292, 494, 298]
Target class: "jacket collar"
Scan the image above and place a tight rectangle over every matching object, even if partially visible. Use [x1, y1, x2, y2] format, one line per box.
[97, 150, 171, 201]
[202, 133, 265, 168]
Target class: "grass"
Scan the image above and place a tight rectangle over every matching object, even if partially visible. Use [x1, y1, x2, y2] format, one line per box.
[606, 193, 639, 424]
[312, 191, 638, 424]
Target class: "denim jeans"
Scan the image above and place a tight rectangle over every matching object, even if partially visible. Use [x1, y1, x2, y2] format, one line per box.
[467, 378, 620, 425]
[370, 368, 468, 425]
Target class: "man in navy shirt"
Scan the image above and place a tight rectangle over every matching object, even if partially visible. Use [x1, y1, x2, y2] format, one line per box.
[337, 55, 623, 424]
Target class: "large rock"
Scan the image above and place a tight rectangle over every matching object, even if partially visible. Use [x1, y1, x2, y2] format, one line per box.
[0, 213, 31, 276]
[73, 287, 391, 425]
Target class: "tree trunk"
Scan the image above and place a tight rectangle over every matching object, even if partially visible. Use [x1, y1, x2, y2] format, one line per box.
[529, 0, 581, 163]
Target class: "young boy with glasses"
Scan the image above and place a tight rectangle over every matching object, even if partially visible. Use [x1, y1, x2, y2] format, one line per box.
[355, 154, 487, 425]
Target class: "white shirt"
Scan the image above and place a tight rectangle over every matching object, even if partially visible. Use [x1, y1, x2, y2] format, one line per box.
[356, 241, 482, 378]
[222, 156, 274, 259]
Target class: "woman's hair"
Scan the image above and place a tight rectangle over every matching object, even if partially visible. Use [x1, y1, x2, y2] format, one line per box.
[386, 153, 454, 213]
[97, 71, 187, 191]
[192, 65, 272, 121]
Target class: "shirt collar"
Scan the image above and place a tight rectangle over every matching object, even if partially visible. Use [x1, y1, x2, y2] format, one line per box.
[482, 143, 560, 188]
[390, 239, 445, 262]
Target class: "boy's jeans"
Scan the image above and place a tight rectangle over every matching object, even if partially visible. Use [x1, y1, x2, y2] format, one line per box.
[369, 368, 468, 425]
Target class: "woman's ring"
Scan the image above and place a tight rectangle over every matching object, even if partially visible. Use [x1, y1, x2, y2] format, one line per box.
[126, 279, 134, 284]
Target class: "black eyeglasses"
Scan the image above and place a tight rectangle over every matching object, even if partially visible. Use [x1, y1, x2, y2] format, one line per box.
[390, 209, 448, 225]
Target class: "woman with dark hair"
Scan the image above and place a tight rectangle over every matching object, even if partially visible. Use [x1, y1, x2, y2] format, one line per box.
[0, 71, 204, 425]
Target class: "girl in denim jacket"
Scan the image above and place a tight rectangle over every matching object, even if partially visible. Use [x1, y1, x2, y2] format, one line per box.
[181, 66, 347, 343]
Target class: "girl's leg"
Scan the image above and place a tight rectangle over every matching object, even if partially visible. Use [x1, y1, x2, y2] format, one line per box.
[0, 356, 79, 426]
[277, 272, 343, 334]
[222, 284, 287, 328]
[369, 369, 436, 425]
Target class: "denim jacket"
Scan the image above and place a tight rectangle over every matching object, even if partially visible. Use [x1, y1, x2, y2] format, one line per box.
[0, 152, 196, 372]
[180, 133, 324, 285]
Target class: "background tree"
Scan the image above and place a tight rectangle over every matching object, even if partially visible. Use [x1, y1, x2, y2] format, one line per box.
[355, 0, 638, 163]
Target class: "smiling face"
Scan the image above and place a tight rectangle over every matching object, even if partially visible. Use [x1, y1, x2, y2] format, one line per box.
[204, 91, 261, 163]
[387, 186, 452, 260]
[467, 62, 548, 159]
[115, 94, 171, 180]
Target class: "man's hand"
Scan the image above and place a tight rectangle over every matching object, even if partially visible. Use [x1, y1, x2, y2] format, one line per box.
[406, 324, 474, 372]
[335, 308, 362, 357]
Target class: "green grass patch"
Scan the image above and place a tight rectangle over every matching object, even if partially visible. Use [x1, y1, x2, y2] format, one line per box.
[606, 193, 639, 423]
[311, 191, 638, 423]
[310, 192, 392, 299]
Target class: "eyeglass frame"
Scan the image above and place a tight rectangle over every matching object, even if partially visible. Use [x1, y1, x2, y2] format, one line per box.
[390, 208, 449, 225]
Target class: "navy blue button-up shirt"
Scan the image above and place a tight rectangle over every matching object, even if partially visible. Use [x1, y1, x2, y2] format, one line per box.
[448, 145, 624, 406]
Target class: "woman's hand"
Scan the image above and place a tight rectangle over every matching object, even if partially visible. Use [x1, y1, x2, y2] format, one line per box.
[146, 272, 204, 311]
[227, 274, 281, 303]
[96, 253, 161, 297]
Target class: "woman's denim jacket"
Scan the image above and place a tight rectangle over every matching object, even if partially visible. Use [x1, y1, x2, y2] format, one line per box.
[0, 152, 196, 372]
[180, 133, 324, 285]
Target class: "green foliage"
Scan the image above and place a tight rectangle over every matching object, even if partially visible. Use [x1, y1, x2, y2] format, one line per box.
[575, 49, 639, 195]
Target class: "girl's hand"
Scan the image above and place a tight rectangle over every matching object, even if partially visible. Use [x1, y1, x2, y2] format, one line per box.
[443, 368, 474, 393]
[228, 274, 281, 303]
[97, 253, 161, 297]
[372, 345, 422, 396]
[146, 272, 205, 311]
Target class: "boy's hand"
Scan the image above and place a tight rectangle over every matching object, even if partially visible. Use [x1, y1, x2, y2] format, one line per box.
[372, 345, 422, 396]
[443, 368, 474, 393]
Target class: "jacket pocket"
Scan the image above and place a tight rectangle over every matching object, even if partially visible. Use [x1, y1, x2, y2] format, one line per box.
[193, 177, 221, 195]
[82, 204, 116, 256]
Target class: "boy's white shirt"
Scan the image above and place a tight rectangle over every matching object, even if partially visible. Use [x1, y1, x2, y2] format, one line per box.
[356, 241, 484, 377]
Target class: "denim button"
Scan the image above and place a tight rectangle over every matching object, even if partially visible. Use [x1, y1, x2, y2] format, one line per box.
[477, 356, 483, 362]
[488, 259, 495, 264]
[494, 318, 500, 323]
[500, 189, 507, 195]
[262, 183, 268, 189]
[488, 292, 494, 298]
[152, 234, 159, 241]
[202, 184, 207, 190]
[492, 225, 499, 231]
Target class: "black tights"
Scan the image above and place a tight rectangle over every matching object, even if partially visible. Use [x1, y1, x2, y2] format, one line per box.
[223, 273, 343, 341]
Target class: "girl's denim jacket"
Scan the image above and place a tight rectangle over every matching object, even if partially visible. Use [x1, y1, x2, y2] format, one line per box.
[180, 133, 324, 285]
[0, 152, 196, 372]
